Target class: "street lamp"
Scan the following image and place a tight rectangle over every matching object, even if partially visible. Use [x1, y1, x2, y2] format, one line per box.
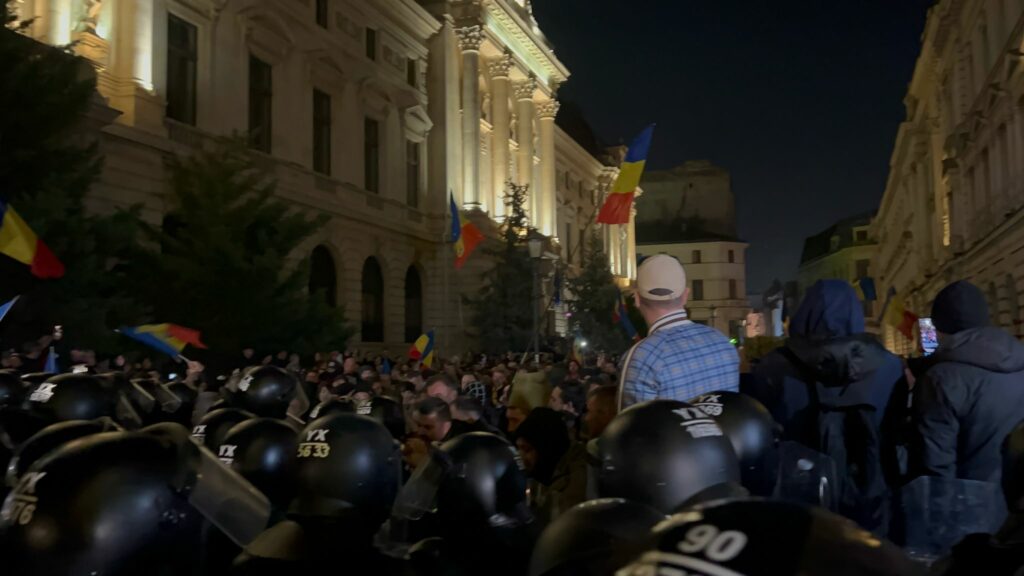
[528, 234, 543, 363]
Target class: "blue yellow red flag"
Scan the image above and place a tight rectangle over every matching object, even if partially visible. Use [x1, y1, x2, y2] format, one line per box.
[596, 125, 655, 224]
[409, 330, 435, 367]
[119, 323, 208, 358]
[450, 193, 483, 269]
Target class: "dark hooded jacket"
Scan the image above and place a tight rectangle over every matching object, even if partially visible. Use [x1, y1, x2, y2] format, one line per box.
[746, 280, 906, 531]
[910, 326, 1024, 482]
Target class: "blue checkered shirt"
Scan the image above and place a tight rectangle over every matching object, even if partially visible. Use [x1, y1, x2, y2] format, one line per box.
[618, 310, 739, 409]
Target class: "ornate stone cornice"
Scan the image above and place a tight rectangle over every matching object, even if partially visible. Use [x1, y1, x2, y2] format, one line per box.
[455, 25, 483, 52]
[537, 99, 559, 118]
[513, 77, 537, 101]
[488, 52, 514, 79]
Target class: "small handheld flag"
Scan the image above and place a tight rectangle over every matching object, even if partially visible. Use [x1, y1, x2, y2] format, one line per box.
[0, 199, 64, 278]
[851, 277, 877, 302]
[0, 296, 18, 324]
[409, 330, 435, 368]
[596, 125, 655, 225]
[119, 323, 208, 358]
[884, 293, 918, 340]
[43, 346, 58, 373]
[612, 292, 640, 342]
[450, 194, 484, 269]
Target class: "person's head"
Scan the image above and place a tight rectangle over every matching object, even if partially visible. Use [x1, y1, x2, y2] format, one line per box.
[549, 383, 586, 416]
[452, 397, 484, 423]
[461, 373, 478, 390]
[343, 357, 357, 374]
[585, 385, 619, 438]
[413, 396, 453, 442]
[633, 254, 689, 324]
[491, 367, 509, 388]
[242, 347, 255, 358]
[276, 350, 288, 360]
[360, 367, 378, 384]
[932, 280, 990, 337]
[515, 407, 570, 485]
[425, 374, 459, 405]
[790, 279, 865, 340]
[567, 360, 581, 375]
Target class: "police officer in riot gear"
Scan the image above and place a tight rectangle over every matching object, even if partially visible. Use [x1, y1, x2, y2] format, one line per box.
[218, 417, 299, 514]
[617, 499, 924, 576]
[228, 365, 298, 419]
[528, 498, 666, 576]
[597, 400, 744, 513]
[192, 407, 255, 451]
[689, 391, 781, 496]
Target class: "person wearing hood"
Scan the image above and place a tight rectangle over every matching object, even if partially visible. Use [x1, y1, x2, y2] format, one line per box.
[515, 407, 588, 528]
[910, 280, 1024, 483]
[747, 279, 905, 532]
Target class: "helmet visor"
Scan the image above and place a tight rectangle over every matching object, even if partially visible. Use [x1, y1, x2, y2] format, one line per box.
[187, 437, 272, 547]
[392, 452, 446, 521]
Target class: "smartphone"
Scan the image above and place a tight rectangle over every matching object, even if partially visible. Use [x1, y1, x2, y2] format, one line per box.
[168, 372, 179, 380]
[919, 317, 938, 356]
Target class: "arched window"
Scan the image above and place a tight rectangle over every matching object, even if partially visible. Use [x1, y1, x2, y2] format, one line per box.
[309, 245, 337, 308]
[361, 257, 384, 342]
[405, 266, 423, 342]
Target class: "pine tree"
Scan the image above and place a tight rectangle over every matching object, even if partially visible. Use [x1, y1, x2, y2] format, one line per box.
[135, 140, 353, 366]
[467, 182, 535, 354]
[567, 230, 630, 353]
[0, 4, 145, 352]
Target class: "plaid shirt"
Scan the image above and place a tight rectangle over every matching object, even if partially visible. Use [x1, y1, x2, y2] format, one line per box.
[618, 310, 739, 409]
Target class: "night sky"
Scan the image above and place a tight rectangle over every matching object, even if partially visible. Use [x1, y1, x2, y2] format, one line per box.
[532, 0, 934, 291]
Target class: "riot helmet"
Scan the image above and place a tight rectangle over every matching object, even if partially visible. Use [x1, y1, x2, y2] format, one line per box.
[598, 400, 742, 513]
[25, 373, 116, 424]
[618, 499, 924, 576]
[366, 395, 406, 440]
[6, 418, 120, 487]
[528, 498, 665, 576]
[231, 365, 298, 418]
[290, 413, 400, 531]
[0, 370, 24, 409]
[304, 396, 356, 421]
[192, 407, 255, 451]
[219, 417, 298, 510]
[688, 391, 780, 496]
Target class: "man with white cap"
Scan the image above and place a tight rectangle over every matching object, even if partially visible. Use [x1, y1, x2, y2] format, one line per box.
[618, 254, 739, 409]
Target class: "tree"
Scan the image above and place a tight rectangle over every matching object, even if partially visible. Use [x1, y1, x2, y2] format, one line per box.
[567, 230, 630, 353]
[467, 182, 535, 354]
[135, 140, 353, 367]
[0, 4, 145, 352]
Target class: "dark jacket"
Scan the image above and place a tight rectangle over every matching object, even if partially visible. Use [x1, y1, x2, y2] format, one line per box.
[911, 326, 1024, 482]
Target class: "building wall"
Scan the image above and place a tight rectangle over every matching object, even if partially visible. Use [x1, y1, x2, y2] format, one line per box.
[15, 0, 636, 353]
[637, 241, 750, 338]
[798, 243, 879, 328]
[636, 160, 737, 241]
[872, 0, 1024, 353]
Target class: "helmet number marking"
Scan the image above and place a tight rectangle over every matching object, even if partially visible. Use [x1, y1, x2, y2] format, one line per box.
[677, 524, 748, 562]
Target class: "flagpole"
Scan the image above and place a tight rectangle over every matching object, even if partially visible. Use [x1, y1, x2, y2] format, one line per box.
[443, 193, 451, 363]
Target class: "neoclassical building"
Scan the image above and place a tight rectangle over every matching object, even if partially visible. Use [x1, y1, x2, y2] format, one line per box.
[12, 0, 637, 353]
[873, 0, 1024, 353]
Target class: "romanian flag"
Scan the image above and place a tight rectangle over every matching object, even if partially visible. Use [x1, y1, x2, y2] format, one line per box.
[119, 323, 208, 358]
[612, 292, 640, 342]
[596, 125, 655, 224]
[409, 330, 435, 368]
[0, 199, 64, 278]
[852, 277, 877, 302]
[450, 193, 484, 269]
[884, 293, 918, 340]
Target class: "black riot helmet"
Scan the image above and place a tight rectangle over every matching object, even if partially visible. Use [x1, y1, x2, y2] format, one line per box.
[0, 370, 24, 409]
[529, 498, 666, 576]
[219, 417, 298, 510]
[6, 418, 121, 487]
[231, 365, 298, 418]
[598, 400, 742, 514]
[366, 395, 406, 440]
[1002, 420, 1024, 512]
[304, 396, 356, 421]
[688, 391, 780, 496]
[24, 373, 116, 424]
[290, 413, 400, 531]
[0, 423, 271, 576]
[617, 499, 924, 576]
[192, 407, 255, 451]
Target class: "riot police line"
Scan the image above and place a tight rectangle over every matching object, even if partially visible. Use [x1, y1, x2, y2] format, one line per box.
[0, 365, 1019, 575]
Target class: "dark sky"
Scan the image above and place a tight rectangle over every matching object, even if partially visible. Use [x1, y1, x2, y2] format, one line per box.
[532, 0, 933, 291]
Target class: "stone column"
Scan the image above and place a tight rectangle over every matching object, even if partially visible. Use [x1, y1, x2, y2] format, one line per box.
[537, 99, 559, 238]
[514, 77, 537, 218]
[456, 25, 483, 209]
[626, 205, 638, 280]
[488, 54, 513, 219]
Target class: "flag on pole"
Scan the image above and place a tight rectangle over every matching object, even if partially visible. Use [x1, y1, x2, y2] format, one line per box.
[596, 125, 655, 224]
[43, 346, 58, 373]
[409, 330, 435, 368]
[118, 323, 208, 358]
[612, 291, 640, 341]
[884, 293, 918, 340]
[851, 277, 877, 302]
[450, 193, 484, 269]
[0, 295, 18, 324]
[0, 199, 64, 278]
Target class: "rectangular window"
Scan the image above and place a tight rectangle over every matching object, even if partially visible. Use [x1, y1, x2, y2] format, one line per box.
[855, 229, 868, 242]
[248, 55, 273, 152]
[729, 279, 737, 300]
[365, 28, 377, 60]
[565, 223, 572, 262]
[166, 14, 197, 125]
[692, 280, 704, 301]
[855, 259, 870, 280]
[315, 0, 328, 28]
[692, 250, 702, 264]
[364, 118, 380, 193]
[728, 249, 735, 263]
[406, 140, 419, 207]
[312, 89, 331, 175]
[406, 58, 417, 87]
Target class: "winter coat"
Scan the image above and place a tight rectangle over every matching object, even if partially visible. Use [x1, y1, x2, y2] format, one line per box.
[911, 326, 1024, 482]
[528, 442, 588, 527]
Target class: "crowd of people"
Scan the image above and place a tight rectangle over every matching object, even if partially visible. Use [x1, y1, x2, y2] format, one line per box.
[0, 253, 1023, 575]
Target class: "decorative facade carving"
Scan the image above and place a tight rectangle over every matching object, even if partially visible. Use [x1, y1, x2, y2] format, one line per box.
[537, 99, 559, 119]
[488, 53, 514, 79]
[455, 25, 483, 52]
[80, 0, 102, 33]
[513, 77, 536, 101]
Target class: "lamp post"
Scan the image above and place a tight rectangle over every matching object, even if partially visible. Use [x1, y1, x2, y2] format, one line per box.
[528, 234, 543, 363]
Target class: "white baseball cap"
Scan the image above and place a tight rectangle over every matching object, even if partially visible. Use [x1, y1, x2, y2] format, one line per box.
[636, 254, 687, 301]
